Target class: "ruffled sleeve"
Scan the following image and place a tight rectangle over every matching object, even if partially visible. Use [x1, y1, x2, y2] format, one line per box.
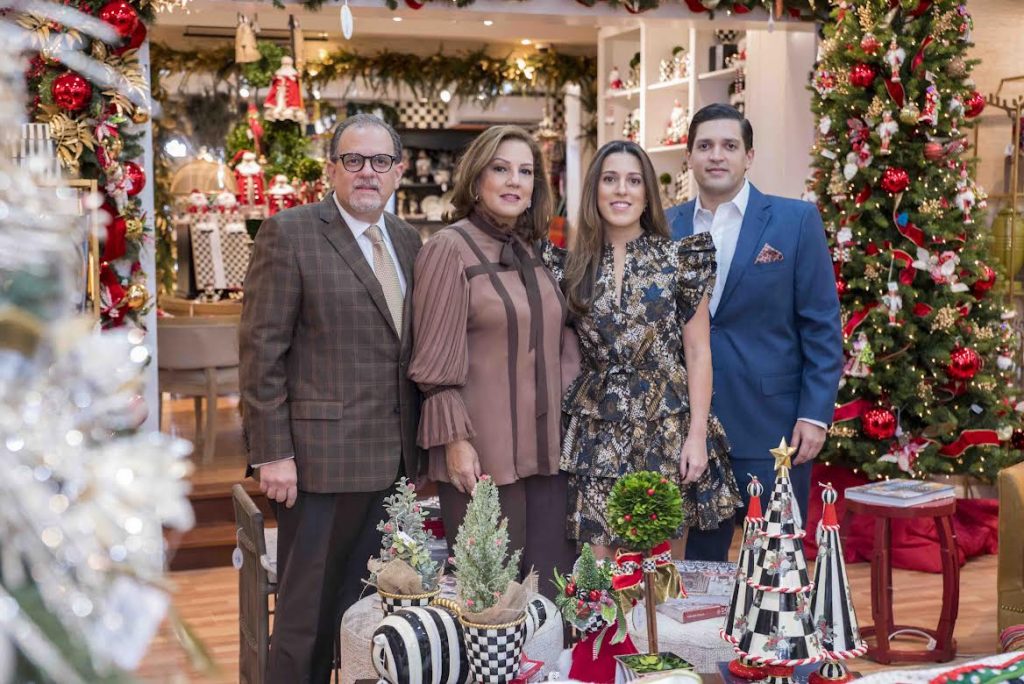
[540, 239, 568, 283]
[408, 232, 476, 449]
[675, 232, 717, 324]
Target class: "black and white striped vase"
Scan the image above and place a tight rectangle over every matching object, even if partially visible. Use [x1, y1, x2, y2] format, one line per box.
[459, 612, 527, 684]
[378, 587, 441, 616]
[371, 601, 470, 684]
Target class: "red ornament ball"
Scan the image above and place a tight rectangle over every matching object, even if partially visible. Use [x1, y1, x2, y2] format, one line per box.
[589, 590, 600, 602]
[51, 72, 92, 112]
[836, 277, 847, 296]
[880, 166, 910, 193]
[646, 488, 655, 496]
[114, 20, 147, 55]
[948, 346, 981, 380]
[849, 63, 877, 88]
[649, 513, 658, 520]
[862, 407, 897, 440]
[860, 33, 881, 54]
[924, 141, 944, 161]
[623, 514, 632, 522]
[123, 160, 146, 196]
[98, 0, 140, 39]
[565, 583, 576, 597]
[972, 264, 996, 297]
[965, 91, 985, 118]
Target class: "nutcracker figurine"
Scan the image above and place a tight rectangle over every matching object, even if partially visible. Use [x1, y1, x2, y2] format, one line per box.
[881, 281, 903, 326]
[263, 56, 307, 123]
[884, 38, 905, 83]
[919, 86, 940, 127]
[954, 169, 976, 224]
[876, 111, 898, 155]
[233, 150, 267, 209]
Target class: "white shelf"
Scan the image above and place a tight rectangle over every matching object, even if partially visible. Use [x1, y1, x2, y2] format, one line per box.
[648, 78, 691, 92]
[646, 144, 688, 154]
[698, 66, 742, 82]
[604, 87, 641, 100]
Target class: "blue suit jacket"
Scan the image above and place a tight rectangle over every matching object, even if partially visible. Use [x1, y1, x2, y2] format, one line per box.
[666, 184, 843, 469]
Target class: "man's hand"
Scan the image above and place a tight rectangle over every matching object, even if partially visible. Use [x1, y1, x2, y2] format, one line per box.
[445, 439, 481, 495]
[259, 459, 298, 508]
[791, 421, 827, 465]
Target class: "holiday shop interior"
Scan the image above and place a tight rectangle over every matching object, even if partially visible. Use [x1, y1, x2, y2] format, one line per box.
[5, 0, 1024, 682]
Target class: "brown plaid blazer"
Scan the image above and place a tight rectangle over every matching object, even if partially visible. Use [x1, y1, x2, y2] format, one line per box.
[239, 194, 423, 493]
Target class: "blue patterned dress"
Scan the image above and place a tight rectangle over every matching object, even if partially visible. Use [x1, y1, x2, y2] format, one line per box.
[543, 231, 741, 546]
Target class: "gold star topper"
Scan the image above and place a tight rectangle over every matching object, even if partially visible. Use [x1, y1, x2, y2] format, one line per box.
[770, 438, 797, 475]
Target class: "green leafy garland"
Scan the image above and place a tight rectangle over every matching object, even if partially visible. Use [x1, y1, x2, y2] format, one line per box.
[606, 471, 684, 551]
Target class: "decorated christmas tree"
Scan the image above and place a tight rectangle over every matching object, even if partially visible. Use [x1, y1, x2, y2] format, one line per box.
[721, 441, 823, 684]
[808, 484, 867, 684]
[451, 475, 521, 615]
[807, 0, 1022, 481]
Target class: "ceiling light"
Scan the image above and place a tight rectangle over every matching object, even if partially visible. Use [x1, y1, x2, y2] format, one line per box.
[483, 19, 493, 26]
[520, 39, 531, 45]
[393, 16, 402, 21]
[440, 89, 452, 103]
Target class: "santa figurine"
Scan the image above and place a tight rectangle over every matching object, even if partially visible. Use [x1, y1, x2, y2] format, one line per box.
[609, 66, 623, 90]
[885, 38, 906, 83]
[955, 169, 975, 224]
[881, 281, 903, 326]
[187, 188, 208, 213]
[876, 110, 898, 155]
[267, 174, 298, 216]
[919, 86, 940, 127]
[263, 55, 307, 123]
[215, 189, 239, 213]
[233, 150, 267, 208]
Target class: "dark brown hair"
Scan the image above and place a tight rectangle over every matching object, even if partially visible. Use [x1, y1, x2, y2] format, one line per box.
[564, 140, 670, 315]
[447, 125, 552, 242]
[687, 103, 753, 152]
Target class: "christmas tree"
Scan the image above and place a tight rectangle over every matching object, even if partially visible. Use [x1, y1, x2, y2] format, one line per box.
[451, 475, 521, 614]
[721, 441, 823, 683]
[722, 475, 767, 678]
[808, 484, 866, 684]
[372, 477, 441, 592]
[806, 0, 1022, 481]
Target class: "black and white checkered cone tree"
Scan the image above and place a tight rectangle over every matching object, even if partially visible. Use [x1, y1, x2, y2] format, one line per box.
[722, 440, 824, 683]
[807, 483, 867, 684]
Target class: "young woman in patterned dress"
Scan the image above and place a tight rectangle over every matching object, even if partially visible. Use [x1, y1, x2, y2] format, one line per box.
[543, 140, 741, 559]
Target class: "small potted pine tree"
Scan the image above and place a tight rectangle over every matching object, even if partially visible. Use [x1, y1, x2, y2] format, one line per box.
[450, 475, 532, 684]
[367, 477, 443, 614]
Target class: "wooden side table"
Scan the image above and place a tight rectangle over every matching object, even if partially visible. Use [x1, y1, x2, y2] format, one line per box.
[845, 497, 959, 664]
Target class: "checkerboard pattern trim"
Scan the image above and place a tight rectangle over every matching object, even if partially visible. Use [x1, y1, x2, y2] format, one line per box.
[462, 618, 526, 683]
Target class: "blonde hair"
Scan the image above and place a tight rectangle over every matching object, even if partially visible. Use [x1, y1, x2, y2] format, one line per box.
[564, 140, 670, 315]
[447, 125, 553, 242]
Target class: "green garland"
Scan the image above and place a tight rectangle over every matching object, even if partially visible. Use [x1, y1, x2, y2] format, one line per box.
[606, 472, 684, 551]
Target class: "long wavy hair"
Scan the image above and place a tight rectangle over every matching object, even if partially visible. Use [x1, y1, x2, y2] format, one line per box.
[447, 125, 553, 242]
[564, 140, 670, 315]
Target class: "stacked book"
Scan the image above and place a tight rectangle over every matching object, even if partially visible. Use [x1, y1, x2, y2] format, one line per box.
[844, 479, 955, 508]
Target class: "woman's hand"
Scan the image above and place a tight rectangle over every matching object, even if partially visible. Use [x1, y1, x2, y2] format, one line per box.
[679, 435, 708, 485]
[445, 439, 482, 494]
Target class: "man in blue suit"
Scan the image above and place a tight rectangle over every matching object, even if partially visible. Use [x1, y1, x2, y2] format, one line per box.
[667, 104, 843, 561]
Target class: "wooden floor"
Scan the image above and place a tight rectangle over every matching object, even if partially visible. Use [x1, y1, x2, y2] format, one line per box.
[139, 396, 1005, 682]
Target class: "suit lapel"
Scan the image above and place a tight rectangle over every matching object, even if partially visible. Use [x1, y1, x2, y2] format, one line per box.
[671, 200, 696, 239]
[318, 194, 399, 338]
[384, 214, 417, 342]
[716, 185, 771, 314]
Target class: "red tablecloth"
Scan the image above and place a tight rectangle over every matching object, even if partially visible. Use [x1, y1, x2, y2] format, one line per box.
[802, 463, 998, 573]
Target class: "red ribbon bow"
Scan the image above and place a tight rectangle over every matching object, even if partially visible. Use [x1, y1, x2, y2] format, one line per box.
[611, 540, 671, 590]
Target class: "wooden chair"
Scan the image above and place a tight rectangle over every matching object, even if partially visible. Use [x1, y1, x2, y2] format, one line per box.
[157, 316, 240, 463]
[233, 484, 277, 684]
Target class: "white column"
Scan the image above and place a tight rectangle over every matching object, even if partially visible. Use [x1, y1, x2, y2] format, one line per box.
[137, 39, 159, 432]
[564, 83, 583, 240]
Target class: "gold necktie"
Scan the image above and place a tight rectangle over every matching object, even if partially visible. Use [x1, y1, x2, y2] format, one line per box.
[365, 224, 404, 334]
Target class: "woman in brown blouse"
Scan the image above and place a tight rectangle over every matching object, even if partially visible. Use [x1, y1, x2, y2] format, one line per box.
[408, 126, 576, 597]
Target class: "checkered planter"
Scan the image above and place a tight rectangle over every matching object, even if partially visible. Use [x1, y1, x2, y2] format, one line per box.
[378, 587, 441, 616]
[460, 613, 527, 684]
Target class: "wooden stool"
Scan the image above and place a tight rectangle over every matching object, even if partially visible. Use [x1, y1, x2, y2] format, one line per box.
[846, 497, 959, 664]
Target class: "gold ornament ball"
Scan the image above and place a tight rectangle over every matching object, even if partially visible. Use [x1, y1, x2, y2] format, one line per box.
[946, 57, 967, 78]
[125, 217, 144, 240]
[131, 107, 150, 124]
[126, 283, 148, 310]
[899, 103, 921, 125]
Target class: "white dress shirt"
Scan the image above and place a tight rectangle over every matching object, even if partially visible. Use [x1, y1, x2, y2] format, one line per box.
[693, 179, 825, 431]
[333, 194, 407, 295]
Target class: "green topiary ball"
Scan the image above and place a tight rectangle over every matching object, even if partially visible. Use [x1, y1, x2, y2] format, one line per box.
[606, 471, 684, 551]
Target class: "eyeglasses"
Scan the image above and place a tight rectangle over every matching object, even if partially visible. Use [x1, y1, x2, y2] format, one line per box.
[331, 152, 398, 173]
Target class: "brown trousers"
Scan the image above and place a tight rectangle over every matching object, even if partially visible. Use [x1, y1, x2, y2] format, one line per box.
[266, 489, 387, 684]
[438, 472, 575, 601]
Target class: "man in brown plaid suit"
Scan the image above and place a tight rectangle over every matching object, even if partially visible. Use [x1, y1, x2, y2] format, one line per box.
[239, 113, 423, 683]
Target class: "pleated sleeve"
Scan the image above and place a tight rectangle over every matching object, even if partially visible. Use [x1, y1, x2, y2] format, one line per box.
[408, 232, 476, 449]
[675, 231, 718, 324]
